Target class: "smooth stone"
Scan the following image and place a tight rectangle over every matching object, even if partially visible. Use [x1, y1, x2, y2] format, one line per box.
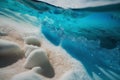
[0, 39, 22, 56]
[11, 71, 42, 80]
[24, 45, 39, 58]
[0, 39, 23, 67]
[24, 49, 55, 78]
[24, 36, 41, 47]
[23, 48, 47, 69]
[32, 67, 42, 74]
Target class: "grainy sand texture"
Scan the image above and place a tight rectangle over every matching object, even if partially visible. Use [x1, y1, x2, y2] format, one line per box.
[0, 17, 88, 80]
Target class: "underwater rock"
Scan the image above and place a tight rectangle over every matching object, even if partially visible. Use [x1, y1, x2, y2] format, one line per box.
[24, 45, 39, 57]
[24, 48, 54, 78]
[24, 36, 41, 47]
[11, 70, 42, 80]
[0, 39, 22, 56]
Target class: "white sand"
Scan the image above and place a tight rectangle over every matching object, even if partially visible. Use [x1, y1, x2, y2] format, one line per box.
[0, 16, 91, 80]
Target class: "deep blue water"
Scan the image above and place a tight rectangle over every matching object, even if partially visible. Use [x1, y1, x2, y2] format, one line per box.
[0, 0, 120, 80]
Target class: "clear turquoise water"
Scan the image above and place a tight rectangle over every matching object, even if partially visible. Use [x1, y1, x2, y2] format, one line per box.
[0, 0, 120, 80]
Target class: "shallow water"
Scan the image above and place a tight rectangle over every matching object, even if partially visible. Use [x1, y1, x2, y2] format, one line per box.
[0, 0, 120, 80]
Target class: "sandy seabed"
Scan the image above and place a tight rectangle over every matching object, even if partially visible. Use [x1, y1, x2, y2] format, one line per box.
[0, 16, 89, 80]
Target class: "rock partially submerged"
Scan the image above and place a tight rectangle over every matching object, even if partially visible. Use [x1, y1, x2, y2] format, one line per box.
[0, 39, 22, 56]
[11, 70, 43, 80]
[24, 49, 54, 78]
[24, 36, 41, 47]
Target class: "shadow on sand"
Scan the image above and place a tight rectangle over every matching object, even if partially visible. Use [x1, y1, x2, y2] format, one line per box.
[0, 53, 24, 68]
